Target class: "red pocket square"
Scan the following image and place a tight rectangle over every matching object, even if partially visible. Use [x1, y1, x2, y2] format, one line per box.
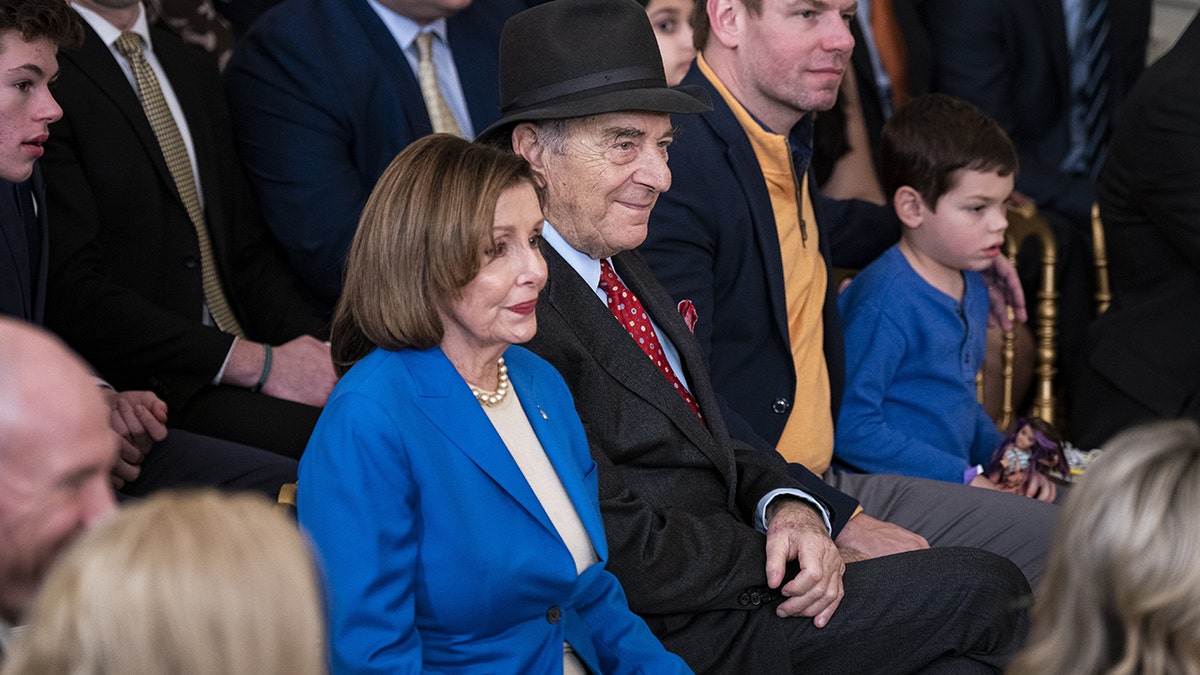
[677, 299, 698, 334]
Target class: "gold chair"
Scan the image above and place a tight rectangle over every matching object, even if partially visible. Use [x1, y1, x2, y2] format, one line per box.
[277, 481, 298, 517]
[979, 204, 1059, 430]
[1091, 203, 1112, 316]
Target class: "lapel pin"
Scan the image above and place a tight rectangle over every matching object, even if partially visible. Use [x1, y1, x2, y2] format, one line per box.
[538, 406, 548, 420]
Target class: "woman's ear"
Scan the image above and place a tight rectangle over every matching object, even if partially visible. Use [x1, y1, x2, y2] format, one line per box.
[893, 186, 926, 230]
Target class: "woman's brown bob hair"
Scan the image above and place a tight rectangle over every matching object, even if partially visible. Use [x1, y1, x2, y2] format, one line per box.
[330, 134, 543, 375]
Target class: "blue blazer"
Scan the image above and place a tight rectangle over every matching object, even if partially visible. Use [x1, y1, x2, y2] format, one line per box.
[224, 0, 528, 311]
[298, 345, 689, 674]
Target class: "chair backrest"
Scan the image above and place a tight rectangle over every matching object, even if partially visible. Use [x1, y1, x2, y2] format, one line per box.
[992, 204, 1059, 430]
[1091, 202, 1112, 316]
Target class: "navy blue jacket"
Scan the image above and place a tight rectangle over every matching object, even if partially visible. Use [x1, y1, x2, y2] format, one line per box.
[641, 61, 898, 452]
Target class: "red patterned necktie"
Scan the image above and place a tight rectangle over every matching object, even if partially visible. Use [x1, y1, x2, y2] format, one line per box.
[598, 259, 704, 422]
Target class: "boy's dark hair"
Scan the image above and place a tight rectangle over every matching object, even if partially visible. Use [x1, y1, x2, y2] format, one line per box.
[880, 93, 1017, 209]
[0, 0, 84, 51]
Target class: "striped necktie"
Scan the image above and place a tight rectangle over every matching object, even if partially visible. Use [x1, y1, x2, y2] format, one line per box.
[415, 32, 464, 137]
[114, 31, 244, 336]
[1076, 0, 1112, 178]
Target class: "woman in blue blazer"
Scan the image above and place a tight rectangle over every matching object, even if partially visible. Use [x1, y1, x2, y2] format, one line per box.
[297, 135, 689, 674]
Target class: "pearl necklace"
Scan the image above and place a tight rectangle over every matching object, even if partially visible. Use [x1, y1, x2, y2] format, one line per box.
[469, 357, 509, 407]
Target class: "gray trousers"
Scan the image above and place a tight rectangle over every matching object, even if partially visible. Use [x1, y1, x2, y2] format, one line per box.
[827, 470, 1059, 587]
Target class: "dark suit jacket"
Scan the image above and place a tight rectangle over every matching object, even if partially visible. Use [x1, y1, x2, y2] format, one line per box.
[1072, 14, 1200, 447]
[525, 243, 858, 672]
[920, 0, 1150, 226]
[42, 23, 326, 412]
[641, 62, 898, 452]
[223, 0, 528, 310]
[0, 168, 47, 323]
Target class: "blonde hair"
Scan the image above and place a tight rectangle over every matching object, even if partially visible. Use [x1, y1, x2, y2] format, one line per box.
[1, 491, 327, 675]
[1010, 419, 1200, 675]
[330, 134, 542, 375]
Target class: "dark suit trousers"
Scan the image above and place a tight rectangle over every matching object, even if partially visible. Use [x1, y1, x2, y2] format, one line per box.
[119, 427, 297, 499]
[650, 547, 1029, 674]
[169, 385, 322, 460]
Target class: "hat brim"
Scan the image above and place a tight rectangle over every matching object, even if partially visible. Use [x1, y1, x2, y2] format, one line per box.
[476, 84, 711, 147]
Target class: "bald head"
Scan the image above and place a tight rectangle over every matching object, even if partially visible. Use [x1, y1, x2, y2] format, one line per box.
[0, 318, 117, 624]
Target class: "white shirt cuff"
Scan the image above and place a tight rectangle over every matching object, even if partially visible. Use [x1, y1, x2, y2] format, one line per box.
[213, 336, 238, 385]
[755, 488, 833, 536]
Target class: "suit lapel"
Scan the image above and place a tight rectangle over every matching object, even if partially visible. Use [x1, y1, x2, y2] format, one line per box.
[29, 169, 47, 324]
[687, 69, 793, 353]
[344, 0, 433, 136]
[1038, 1, 1071, 97]
[402, 348, 562, 539]
[612, 252, 740, 479]
[0, 180, 31, 320]
[509, 356, 608, 559]
[540, 244, 733, 477]
[67, 25, 178, 207]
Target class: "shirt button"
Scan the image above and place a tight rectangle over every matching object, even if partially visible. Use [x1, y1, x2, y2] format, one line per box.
[546, 606, 562, 624]
[772, 398, 791, 414]
[183, 255, 199, 270]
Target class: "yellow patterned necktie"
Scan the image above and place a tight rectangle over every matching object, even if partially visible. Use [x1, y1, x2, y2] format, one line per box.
[114, 31, 244, 337]
[415, 32, 464, 137]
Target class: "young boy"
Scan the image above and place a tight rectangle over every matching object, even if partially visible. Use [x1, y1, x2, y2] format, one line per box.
[833, 94, 1033, 495]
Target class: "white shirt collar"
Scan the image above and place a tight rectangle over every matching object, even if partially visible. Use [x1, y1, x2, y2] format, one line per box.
[541, 221, 607, 298]
[70, 1, 152, 51]
[365, 0, 448, 51]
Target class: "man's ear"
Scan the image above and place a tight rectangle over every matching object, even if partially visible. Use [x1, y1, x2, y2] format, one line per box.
[893, 186, 926, 230]
[708, 0, 743, 50]
[511, 123, 546, 171]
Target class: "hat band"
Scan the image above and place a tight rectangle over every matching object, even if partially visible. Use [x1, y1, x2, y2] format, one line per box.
[505, 66, 666, 112]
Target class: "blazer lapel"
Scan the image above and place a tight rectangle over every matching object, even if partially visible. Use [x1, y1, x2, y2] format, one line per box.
[613, 252, 741, 482]
[0, 180, 31, 320]
[344, 0, 434, 136]
[66, 26, 177, 206]
[403, 348, 561, 538]
[1038, 1, 1071, 98]
[540, 244, 733, 477]
[509, 356, 608, 559]
[688, 69, 793, 351]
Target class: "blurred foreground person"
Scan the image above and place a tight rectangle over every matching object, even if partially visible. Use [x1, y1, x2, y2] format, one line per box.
[1011, 419, 1200, 675]
[2, 491, 325, 675]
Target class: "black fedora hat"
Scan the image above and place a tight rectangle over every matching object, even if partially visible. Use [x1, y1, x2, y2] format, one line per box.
[476, 0, 711, 145]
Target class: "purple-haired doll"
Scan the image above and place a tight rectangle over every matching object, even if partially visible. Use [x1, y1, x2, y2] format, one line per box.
[986, 417, 1070, 495]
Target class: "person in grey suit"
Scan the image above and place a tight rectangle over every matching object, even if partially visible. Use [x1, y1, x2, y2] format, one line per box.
[479, 1, 1031, 672]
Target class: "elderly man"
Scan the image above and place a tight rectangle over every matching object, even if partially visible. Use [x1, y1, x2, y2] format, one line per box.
[640, 0, 1058, 584]
[481, 0, 1029, 672]
[0, 319, 118, 654]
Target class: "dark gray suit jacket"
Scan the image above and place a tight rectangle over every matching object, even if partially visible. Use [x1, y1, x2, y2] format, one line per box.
[525, 244, 859, 672]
